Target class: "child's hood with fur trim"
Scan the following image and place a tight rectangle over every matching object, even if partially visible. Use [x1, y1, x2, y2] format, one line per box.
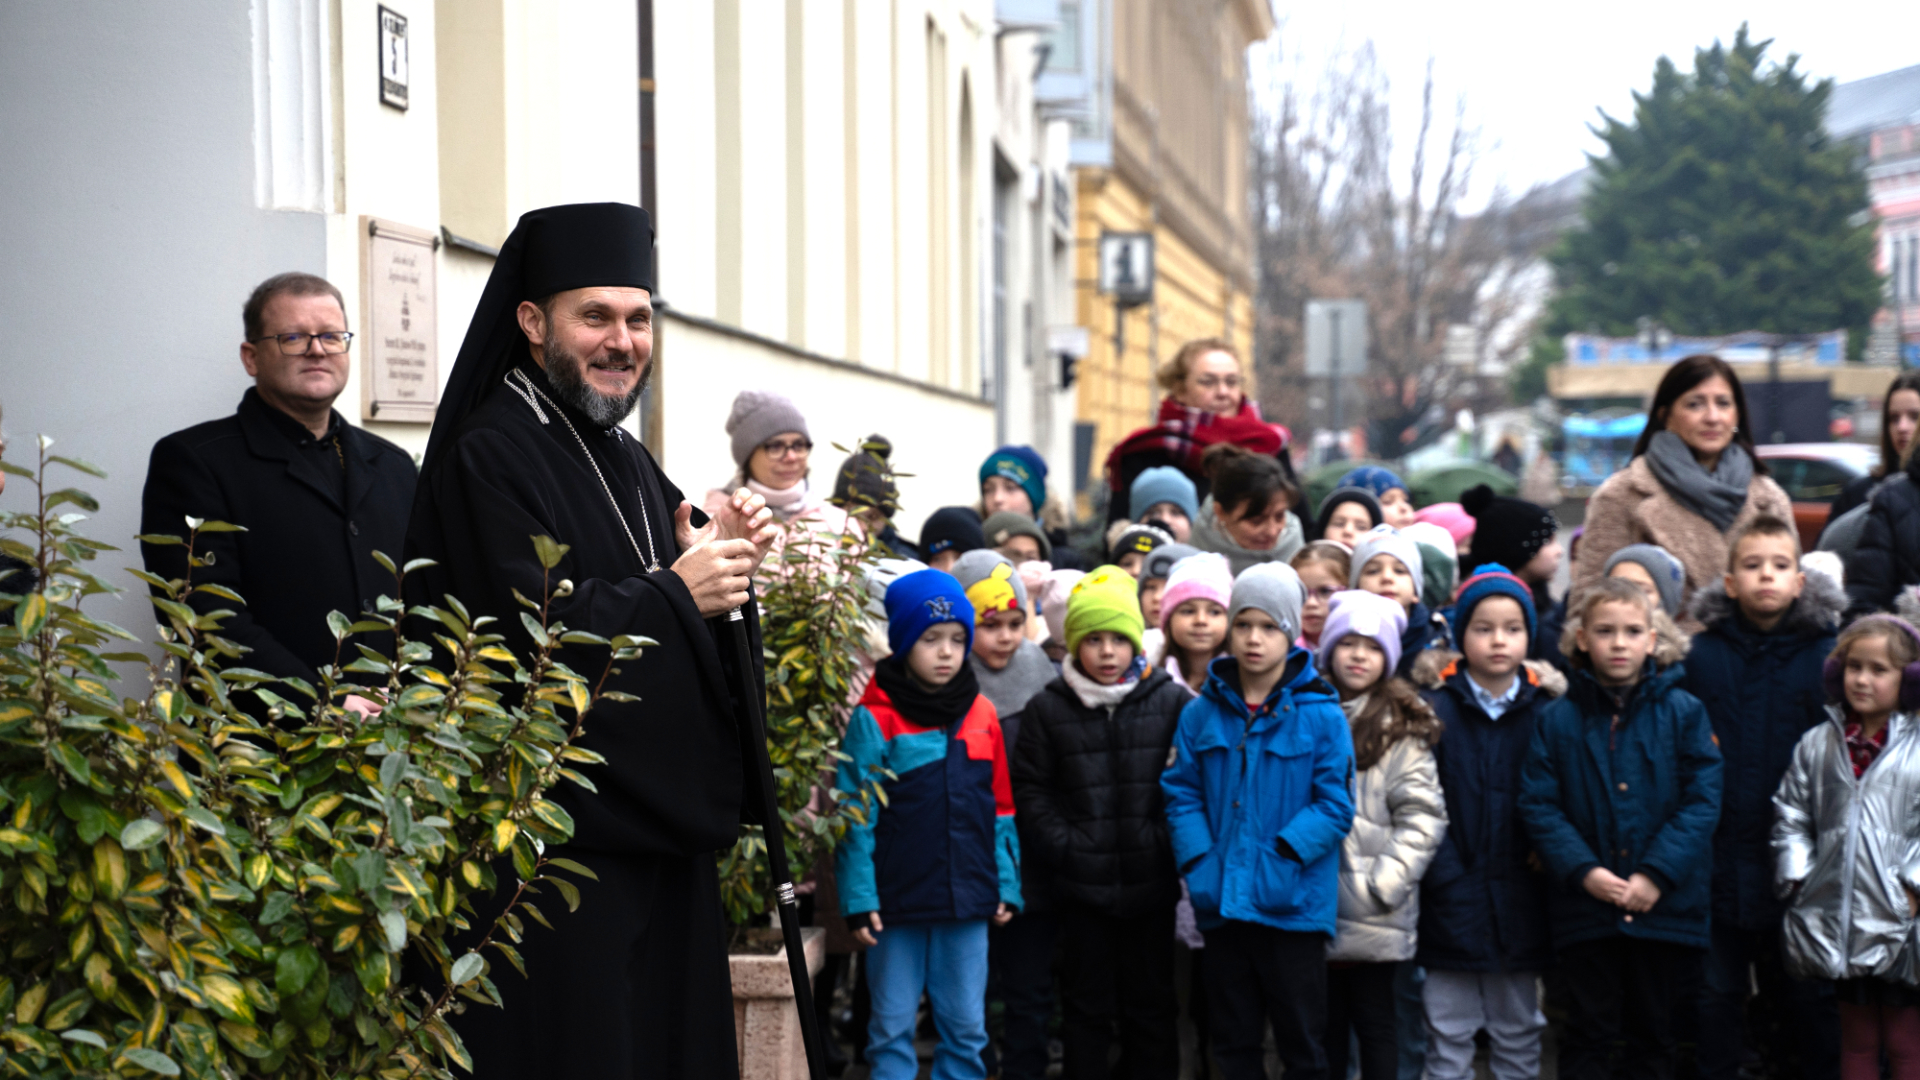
[1556, 600, 1691, 671]
[1411, 647, 1568, 699]
[1685, 563, 1846, 638]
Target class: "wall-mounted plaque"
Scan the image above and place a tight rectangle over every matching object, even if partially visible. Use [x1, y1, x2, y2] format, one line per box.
[361, 217, 438, 423]
[378, 6, 409, 110]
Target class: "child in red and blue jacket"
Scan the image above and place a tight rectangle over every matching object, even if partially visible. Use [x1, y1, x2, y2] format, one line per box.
[835, 568, 1022, 1080]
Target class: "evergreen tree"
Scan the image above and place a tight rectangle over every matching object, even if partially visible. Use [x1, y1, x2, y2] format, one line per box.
[1545, 26, 1881, 354]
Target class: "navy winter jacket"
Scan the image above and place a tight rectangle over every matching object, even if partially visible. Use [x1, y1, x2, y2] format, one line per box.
[1520, 662, 1723, 951]
[1162, 652, 1355, 935]
[1681, 574, 1842, 930]
[1398, 600, 1451, 679]
[1415, 658, 1560, 973]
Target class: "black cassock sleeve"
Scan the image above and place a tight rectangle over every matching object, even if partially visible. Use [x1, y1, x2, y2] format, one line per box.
[409, 426, 747, 856]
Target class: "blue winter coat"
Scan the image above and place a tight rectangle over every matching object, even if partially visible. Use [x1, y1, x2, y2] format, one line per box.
[1161, 651, 1355, 935]
[1681, 574, 1842, 930]
[1414, 656, 1560, 973]
[1520, 662, 1723, 951]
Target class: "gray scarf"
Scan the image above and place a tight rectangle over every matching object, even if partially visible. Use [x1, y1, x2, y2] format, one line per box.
[1190, 496, 1305, 578]
[1644, 429, 1754, 532]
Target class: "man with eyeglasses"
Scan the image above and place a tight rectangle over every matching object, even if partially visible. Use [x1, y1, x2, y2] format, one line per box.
[139, 272, 417, 716]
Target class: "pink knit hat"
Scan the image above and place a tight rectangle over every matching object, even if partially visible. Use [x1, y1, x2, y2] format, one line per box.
[1158, 552, 1234, 633]
[1039, 569, 1085, 646]
[1414, 502, 1475, 546]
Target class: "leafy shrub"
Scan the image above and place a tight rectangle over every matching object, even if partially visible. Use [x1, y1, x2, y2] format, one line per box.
[0, 439, 621, 1079]
[715, 499, 882, 934]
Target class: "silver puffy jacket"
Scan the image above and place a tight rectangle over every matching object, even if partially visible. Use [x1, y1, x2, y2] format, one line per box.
[1328, 735, 1449, 963]
[1773, 707, 1920, 985]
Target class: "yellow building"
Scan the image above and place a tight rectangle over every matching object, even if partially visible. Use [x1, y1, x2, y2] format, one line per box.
[1053, 0, 1271, 513]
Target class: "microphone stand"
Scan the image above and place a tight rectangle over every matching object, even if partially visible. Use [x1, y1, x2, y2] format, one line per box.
[727, 606, 830, 1080]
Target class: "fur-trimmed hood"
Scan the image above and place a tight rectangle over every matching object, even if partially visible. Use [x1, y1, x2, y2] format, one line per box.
[1410, 647, 1568, 699]
[1686, 566, 1845, 639]
[1556, 603, 1691, 671]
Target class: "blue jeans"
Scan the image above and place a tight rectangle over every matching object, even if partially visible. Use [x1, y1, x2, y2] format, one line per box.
[866, 919, 991, 1080]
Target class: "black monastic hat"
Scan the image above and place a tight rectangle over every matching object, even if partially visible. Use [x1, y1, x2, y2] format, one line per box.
[422, 202, 653, 477]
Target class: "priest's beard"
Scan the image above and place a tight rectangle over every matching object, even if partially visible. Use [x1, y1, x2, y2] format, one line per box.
[543, 342, 649, 428]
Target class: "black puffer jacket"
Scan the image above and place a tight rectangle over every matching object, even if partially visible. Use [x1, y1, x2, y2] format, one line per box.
[1847, 456, 1920, 620]
[1010, 665, 1190, 916]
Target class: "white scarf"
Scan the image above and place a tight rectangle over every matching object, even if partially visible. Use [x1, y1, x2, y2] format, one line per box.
[1061, 658, 1140, 710]
[745, 476, 819, 523]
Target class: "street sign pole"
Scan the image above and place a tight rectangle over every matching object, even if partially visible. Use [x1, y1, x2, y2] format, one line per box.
[1330, 306, 1343, 442]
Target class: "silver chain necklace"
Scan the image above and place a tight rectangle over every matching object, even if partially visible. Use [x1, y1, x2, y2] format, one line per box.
[506, 368, 663, 572]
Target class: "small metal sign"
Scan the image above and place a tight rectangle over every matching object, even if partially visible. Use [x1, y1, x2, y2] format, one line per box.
[362, 217, 438, 423]
[378, 6, 409, 111]
[1097, 231, 1154, 305]
[1305, 299, 1369, 378]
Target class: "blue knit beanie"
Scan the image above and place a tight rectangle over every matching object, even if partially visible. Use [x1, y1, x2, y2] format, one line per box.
[1448, 562, 1537, 649]
[885, 568, 975, 657]
[979, 445, 1049, 517]
[1337, 465, 1409, 500]
[1129, 466, 1200, 523]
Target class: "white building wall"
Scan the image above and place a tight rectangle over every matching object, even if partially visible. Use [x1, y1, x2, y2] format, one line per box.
[659, 318, 993, 536]
[1, 1, 326, 654]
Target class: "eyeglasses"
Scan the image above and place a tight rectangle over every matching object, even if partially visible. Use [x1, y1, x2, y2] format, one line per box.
[761, 438, 813, 459]
[252, 332, 355, 354]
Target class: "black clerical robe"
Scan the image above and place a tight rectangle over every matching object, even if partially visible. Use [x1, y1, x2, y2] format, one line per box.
[406, 360, 756, 1078]
[405, 359, 759, 855]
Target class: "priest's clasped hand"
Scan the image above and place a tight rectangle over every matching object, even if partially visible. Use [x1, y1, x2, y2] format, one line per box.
[671, 491, 776, 617]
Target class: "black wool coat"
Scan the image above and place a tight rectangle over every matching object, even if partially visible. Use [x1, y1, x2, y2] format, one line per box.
[140, 390, 417, 686]
[1010, 667, 1190, 917]
[403, 360, 759, 858]
[1846, 455, 1920, 619]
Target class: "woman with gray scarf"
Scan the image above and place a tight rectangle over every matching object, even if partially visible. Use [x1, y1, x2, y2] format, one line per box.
[1574, 355, 1791, 628]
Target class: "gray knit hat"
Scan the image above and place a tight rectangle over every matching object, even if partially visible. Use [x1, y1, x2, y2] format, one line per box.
[1229, 562, 1307, 640]
[725, 390, 810, 467]
[1603, 544, 1686, 617]
[1350, 524, 1424, 592]
[952, 549, 1031, 610]
[981, 511, 1052, 561]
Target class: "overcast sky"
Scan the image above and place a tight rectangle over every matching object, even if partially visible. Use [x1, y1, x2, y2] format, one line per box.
[1256, 1, 1920, 209]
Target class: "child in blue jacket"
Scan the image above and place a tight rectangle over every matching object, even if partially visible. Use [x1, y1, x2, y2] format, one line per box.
[1519, 576, 1722, 1080]
[1162, 562, 1356, 1080]
[835, 569, 1022, 1080]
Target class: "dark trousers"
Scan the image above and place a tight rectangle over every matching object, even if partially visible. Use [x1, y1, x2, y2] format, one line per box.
[1326, 962, 1400, 1080]
[990, 910, 1058, 1080]
[1698, 921, 1838, 1080]
[1060, 904, 1180, 1080]
[1201, 921, 1329, 1080]
[451, 848, 738, 1080]
[1557, 937, 1702, 1080]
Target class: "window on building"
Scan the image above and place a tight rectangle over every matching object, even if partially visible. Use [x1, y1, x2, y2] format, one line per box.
[1048, 2, 1081, 71]
[1909, 235, 1919, 302]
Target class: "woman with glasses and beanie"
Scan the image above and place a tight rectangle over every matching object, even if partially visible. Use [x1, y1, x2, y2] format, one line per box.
[705, 390, 857, 579]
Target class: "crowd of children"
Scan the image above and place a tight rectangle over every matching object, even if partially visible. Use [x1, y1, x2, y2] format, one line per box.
[816, 447, 1920, 1080]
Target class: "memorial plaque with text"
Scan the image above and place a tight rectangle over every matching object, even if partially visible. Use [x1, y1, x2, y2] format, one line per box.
[362, 217, 438, 423]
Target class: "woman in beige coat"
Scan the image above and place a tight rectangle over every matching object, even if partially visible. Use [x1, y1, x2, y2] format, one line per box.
[1575, 355, 1791, 626]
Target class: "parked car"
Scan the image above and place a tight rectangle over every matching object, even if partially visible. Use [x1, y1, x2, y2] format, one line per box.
[1754, 443, 1881, 550]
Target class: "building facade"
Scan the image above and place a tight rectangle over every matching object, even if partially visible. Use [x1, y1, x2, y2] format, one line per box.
[1, 0, 1099, 662]
[1049, 0, 1273, 512]
[1830, 63, 1920, 366]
